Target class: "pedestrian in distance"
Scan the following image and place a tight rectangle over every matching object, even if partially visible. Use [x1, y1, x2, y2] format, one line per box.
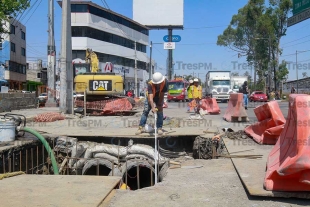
[136, 72, 168, 135]
[242, 81, 249, 110]
[291, 86, 296, 94]
[187, 79, 194, 112]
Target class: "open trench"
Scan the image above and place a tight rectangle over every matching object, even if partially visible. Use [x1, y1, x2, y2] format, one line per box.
[0, 133, 232, 191]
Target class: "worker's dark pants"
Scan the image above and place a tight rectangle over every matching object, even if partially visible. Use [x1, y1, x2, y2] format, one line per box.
[139, 98, 163, 129]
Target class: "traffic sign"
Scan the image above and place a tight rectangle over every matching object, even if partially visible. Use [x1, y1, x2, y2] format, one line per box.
[163, 35, 181, 42]
[164, 42, 175, 50]
[288, 7, 310, 27]
[293, 0, 310, 15]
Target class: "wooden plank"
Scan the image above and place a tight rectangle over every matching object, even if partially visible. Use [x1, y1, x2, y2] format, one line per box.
[0, 175, 121, 206]
[223, 137, 310, 199]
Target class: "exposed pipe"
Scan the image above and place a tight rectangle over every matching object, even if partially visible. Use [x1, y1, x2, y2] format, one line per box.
[17, 127, 59, 175]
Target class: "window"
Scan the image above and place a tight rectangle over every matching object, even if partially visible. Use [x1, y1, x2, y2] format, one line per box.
[10, 24, 15, 34]
[72, 26, 147, 53]
[71, 4, 88, 12]
[21, 31, 25, 40]
[21, 47, 26, 56]
[11, 42, 16, 52]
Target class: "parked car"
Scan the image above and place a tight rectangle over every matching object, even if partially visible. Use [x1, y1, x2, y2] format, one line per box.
[38, 93, 47, 100]
[249, 91, 268, 102]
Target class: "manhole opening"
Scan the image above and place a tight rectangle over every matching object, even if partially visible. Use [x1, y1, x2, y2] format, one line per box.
[1, 135, 229, 190]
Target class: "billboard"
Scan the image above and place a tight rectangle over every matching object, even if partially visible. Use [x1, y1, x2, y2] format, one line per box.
[133, 0, 184, 29]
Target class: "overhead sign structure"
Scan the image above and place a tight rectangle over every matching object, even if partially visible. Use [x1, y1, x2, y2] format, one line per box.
[133, 0, 184, 29]
[293, 0, 310, 15]
[164, 42, 175, 50]
[163, 35, 181, 42]
[288, 7, 310, 27]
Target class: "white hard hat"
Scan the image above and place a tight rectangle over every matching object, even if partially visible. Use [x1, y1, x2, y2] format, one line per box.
[189, 80, 194, 84]
[151, 72, 165, 84]
[194, 78, 199, 82]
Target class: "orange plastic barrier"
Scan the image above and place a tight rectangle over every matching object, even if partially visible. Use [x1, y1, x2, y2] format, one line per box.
[264, 94, 310, 191]
[223, 93, 248, 122]
[200, 98, 220, 114]
[244, 101, 285, 144]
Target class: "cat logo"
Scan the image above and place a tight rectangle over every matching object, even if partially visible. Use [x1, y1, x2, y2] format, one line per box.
[93, 81, 109, 91]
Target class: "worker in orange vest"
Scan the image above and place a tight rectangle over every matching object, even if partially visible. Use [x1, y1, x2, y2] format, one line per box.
[136, 72, 168, 135]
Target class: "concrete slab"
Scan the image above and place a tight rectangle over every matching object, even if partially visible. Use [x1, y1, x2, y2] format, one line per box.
[108, 159, 309, 207]
[223, 137, 310, 199]
[0, 174, 121, 207]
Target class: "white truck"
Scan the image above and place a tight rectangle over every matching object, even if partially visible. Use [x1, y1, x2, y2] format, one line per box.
[205, 71, 233, 102]
[231, 76, 248, 93]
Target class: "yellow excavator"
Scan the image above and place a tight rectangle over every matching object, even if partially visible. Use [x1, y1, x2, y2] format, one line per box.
[73, 49, 133, 114]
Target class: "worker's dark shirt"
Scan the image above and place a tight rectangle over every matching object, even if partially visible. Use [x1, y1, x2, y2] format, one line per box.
[242, 84, 248, 94]
[147, 79, 168, 103]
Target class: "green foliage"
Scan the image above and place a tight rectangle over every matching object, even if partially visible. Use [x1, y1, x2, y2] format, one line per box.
[0, 0, 30, 34]
[217, 0, 292, 90]
[276, 60, 289, 82]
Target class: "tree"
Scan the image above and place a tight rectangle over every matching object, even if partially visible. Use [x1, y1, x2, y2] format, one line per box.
[217, 0, 292, 91]
[231, 72, 239, 76]
[276, 60, 289, 84]
[0, 0, 29, 34]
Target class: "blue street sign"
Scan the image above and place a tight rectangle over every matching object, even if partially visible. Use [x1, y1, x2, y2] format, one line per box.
[163, 35, 181, 42]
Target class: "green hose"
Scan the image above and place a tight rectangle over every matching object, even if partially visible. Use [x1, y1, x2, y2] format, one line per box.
[20, 127, 59, 175]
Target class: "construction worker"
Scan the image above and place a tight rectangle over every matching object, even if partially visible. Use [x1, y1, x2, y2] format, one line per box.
[136, 72, 168, 135]
[192, 78, 202, 113]
[187, 79, 194, 112]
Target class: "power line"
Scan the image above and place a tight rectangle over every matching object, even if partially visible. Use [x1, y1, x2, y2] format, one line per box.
[1, 0, 42, 51]
[281, 49, 310, 57]
[282, 39, 310, 48]
[281, 34, 310, 46]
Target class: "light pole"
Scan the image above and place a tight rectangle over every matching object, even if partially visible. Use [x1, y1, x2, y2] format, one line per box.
[295, 50, 310, 94]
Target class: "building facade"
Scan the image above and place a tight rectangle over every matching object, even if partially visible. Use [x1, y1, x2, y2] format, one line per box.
[0, 19, 27, 90]
[61, 1, 151, 95]
[26, 60, 47, 93]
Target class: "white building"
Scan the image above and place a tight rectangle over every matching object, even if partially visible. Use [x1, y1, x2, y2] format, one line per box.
[0, 19, 27, 90]
[59, 1, 151, 95]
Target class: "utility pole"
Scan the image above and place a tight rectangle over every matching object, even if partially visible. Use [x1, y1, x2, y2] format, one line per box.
[46, 0, 56, 107]
[134, 41, 138, 98]
[149, 41, 152, 80]
[60, 0, 73, 114]
[168, 28, 173, 80]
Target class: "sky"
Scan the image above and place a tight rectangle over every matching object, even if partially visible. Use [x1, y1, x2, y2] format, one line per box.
[20, 0, 310, 81]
